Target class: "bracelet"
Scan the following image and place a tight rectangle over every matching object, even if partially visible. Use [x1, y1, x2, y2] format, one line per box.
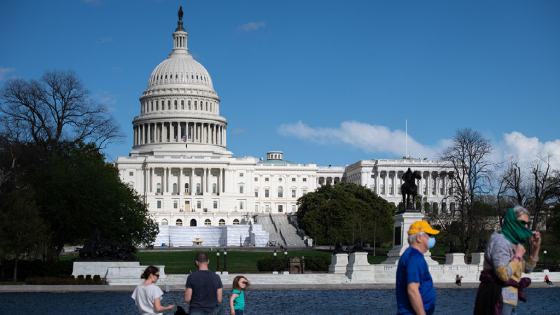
[513, 255, 523, 261]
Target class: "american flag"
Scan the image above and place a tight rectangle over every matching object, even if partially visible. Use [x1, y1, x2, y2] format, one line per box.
[182, 135, 187, 142]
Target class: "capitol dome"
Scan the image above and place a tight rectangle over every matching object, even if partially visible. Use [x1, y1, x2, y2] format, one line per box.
[130, 11, 231, 158]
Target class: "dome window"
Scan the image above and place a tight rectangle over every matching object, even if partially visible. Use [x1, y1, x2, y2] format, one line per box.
[156, 101, 159, 111]
[175, 74, 178, 79]
[173, 100, 176, 110]
[191, 75, 193, 79]
[188, 100, 191, 110]
[165, 75, 167, 79]
[150, 102, 153, 111]
[181, 100, 184, 109]
[194, 101, 197, 110]
[196, 75, 198, 80]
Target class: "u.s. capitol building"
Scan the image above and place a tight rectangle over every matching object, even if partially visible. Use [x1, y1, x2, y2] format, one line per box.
[114, 11, 452, 246]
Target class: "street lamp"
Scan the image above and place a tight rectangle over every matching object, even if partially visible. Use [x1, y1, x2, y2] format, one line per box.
[223, 250, 228, 274]
[216, 251, 221, 274]
[544, 250, 548, 271]
[284, 250, 288, 274]
[301, 256, 305, 274]
[273, 250, 277, 274]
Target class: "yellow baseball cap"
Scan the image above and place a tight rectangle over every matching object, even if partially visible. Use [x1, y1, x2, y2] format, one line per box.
[408, 221, 440, 235]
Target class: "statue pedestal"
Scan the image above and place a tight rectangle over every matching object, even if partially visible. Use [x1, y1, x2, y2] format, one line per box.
[72, 261, 140, 278]
[328, 253, 349, 274]
[470, 252, 485, 266]
[346, 252, 371, 281]
[382, 209, 438, 265]
[445, 253, 466, 265]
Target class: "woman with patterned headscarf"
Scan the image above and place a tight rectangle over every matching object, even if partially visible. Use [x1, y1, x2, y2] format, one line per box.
[474, 206, 541, 315]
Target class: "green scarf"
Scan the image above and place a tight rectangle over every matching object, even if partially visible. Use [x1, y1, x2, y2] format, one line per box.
[501, 208, 533, 245]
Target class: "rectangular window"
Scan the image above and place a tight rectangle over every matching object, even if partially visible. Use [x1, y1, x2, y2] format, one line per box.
[292, 205, 296, 212]
[240, 172, 244, 177]
[212, 172, 217, 176]
[173, 172, 177, 176]
[157, 201, 162, 209]
[278, 205, 283, 212]
[303, 189, 307, 195]
[197, 201, 201, 209]
[265, 178, 269, 182]
[129, 172, 134, 176]
[184, 172, 189, 176]
[265, 189, 269, 197]
[292, 190, 296, 198]
[255, 205, 258, 211]
[254, 177, 258, 181]
[173, 201, 178, 209]
[292, 178, 296, 182]
[265, 205, 269, 212]
[239, 202, 244, 210]
[303, 178, 307, 182]
[196, 172, 201, 176]
[255, 190, 258, 197]
[239, 185, 244, 194]
[213, 201, 218, 209]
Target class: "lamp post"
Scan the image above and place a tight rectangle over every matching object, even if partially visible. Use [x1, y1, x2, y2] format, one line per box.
[273, 250, 278, 274]
[544, 250, 548, 272]
[223, 250, 228, 275]
[284, 250, 288, 274]
[216, 251, 221, 274]
[301, 256, 305, 274]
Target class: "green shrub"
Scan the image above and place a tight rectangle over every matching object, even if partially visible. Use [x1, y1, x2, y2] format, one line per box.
[256, 256, 331, 272]
[0, 259, 74, 281]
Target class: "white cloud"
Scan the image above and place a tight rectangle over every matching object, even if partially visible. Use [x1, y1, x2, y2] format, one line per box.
[233, 129, 246, 135]
[0, 67, 16, 80]
[95, 90, 117, 105]
[278, 120, 438, 159]
[237, 22, 266, 32]
[496, 131, 560, 169]
[97, 37, 113, 43]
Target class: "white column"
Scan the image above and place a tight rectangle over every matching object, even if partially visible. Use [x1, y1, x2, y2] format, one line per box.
[375, 173, 379, 194]
[221, 168, 225, 193]
[190, 168, 194, 196]
[150, 167, 154, 193]
[224, 127, 227, 147]
[179, 167, 183, 195]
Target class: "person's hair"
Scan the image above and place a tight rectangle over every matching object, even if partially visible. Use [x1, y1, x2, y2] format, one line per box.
[141, 265, 159, 279]
[513, 205, 530, 218]
[232, 276, 249, 291]
[195, 252, 209, 264]
[408, 232, 426, 245]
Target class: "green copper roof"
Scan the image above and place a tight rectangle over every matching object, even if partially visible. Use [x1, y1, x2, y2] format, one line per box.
[259, 159, 296, 165]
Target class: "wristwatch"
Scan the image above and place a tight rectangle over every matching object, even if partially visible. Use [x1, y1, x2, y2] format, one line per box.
[513, 255, 523, 261]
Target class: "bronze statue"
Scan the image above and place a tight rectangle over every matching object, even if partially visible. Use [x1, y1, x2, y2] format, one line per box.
[178, 6, 184, 21]
[475, 237, 487, 253]
[333, 239, 344, 254]
[352, 236, 364, 252]
[78, 228, 138, 261]
[448, 240, 460, 253]
[401, 168, 421, 210]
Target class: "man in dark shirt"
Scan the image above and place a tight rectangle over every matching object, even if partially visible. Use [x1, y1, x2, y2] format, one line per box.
[185, 252, 225, 315]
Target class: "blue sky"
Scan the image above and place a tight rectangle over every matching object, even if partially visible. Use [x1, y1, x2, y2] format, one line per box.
[1, 0, 559, 168]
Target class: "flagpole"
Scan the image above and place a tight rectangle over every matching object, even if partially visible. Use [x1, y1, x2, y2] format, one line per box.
[405, 119, 408, 158]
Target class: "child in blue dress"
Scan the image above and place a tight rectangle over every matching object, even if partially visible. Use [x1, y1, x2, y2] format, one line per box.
[229, 276, 250, 315]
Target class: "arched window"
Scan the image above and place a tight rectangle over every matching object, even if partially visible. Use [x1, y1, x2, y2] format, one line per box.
[175, 74, 178, 79]
[219, 219, 225, 226]
[188, 100, 191, 110]
[233, 219, 240, 225]
[190, 219, 197, 226]
[278, 187, 283, 198]
[194, 101, 197, 110]
[181, 100, 184, 109]
[161, 219, 168, 225]
[176, 219, 183, 226]
[213, 183, 217, 193]
[204, 219, 211, 226]
[173, 183, 177, 193]
[156, 183, 161, 193]
[156, 101, 159, 111]
[173, 100, 176, 110]
[150, 102, 153, 111]
[196, 183, 201, 194]
[165, 75, 167, 79]
[184, 183, 189, 194]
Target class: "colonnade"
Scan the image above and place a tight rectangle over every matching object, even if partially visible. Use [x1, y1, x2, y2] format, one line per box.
[134, 121, 226, 146]
[145, 167, 228, 196]
[317, 176, 342, 186]
[371, 170, 452, 198]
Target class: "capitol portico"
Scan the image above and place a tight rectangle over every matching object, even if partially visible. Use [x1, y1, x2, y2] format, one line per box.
[115, 10, 453, 245]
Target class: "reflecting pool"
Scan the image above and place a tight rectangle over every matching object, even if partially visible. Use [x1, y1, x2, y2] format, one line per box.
[1, 288, 559, 314]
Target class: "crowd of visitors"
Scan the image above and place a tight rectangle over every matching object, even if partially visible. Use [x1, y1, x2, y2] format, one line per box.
[131, 206, 545, 315]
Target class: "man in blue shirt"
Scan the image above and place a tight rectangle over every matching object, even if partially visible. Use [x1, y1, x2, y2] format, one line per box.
[185, 252, 225, 315]
[396, 221, 440, 315]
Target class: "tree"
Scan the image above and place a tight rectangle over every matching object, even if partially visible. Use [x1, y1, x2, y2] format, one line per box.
[0, 189, 48, 282]
[30, 142, 158, 260]
[433, 128, 495, 259]
[0, 70, 124, 157]
[296, 182, 395, 246]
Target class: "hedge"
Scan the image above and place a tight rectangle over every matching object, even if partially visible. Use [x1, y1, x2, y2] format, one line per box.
[0, 259, 74, 281]
[256, 256, 331, 272]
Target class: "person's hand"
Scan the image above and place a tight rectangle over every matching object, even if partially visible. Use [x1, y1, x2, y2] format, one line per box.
[168, 305, 176, 310]
[231, 310, 236, 315]
[530, 231, 541, 248]
[513, 244, 526, 258]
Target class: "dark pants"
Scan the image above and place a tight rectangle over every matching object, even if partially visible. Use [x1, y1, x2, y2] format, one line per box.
[189, 303, 225, 315]
[234, 310, 244, 315]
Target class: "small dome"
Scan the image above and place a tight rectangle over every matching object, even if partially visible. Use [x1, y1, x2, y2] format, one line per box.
[147, 55, 214, 92]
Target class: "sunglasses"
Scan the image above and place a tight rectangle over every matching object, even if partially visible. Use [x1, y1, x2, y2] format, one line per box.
[154, 274, 160, 278]
[519, 220, 529, 227]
